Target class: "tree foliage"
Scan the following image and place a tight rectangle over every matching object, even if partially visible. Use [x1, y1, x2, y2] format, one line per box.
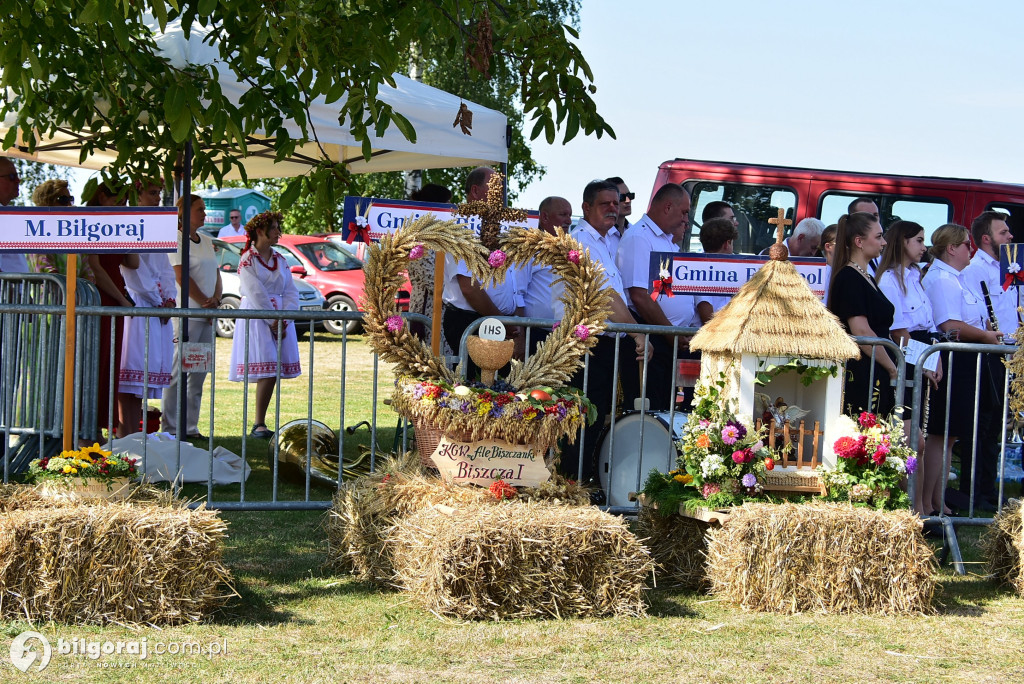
[0, 1, 611, 212]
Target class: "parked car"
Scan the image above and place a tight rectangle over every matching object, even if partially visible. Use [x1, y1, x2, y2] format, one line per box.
[317, 233, 369, 262]
[212, 238, 326, 338]
[219, 235, 410, 334]
[653, 158, 1024, 254]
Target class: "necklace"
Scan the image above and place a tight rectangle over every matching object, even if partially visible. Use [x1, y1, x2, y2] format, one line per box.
[848, 261, 872, 279]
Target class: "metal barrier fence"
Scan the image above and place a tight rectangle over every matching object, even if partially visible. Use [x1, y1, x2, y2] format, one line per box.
[2, 296, 1020, 566]
[1, 274, 101, 478]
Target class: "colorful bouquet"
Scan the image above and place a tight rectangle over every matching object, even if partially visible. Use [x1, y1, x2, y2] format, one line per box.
[819, 411, 916, 510]
[27, 443, 138, 489]
[392, 376, 596, 446]
[642, 374, 779, 513]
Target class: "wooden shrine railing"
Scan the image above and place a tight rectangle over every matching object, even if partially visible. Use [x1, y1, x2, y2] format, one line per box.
[755, 418, 824, 469]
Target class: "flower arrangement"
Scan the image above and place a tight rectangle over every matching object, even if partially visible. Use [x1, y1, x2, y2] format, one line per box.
[818, 411, 915, 510]
[27, 443, 138, 489]
[488, 479, 517, 500]
[641, 374, 780, 513]
[392, 376, 596, 446]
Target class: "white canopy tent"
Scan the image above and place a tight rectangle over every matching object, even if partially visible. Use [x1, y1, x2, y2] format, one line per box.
[1, 17, 509, 174]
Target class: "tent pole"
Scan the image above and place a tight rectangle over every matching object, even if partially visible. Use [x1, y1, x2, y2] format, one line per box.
[178, 141, 193, 439]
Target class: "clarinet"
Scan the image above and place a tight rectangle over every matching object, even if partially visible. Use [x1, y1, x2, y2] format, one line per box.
[980, 281, 1000, 333]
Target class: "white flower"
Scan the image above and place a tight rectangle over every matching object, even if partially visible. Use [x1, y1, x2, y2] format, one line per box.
[833, 414, 860, 440]
[354, 216, 369, 227]
[659, 267, 671, 279]
[887, 455, 906, 475]
[701, 453, 725, 479]
[1009, 262, 1021, 274]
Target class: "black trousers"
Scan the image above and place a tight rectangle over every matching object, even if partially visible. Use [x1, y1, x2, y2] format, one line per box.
[957, 354, 1004, 506]
[441, 304, 482, 381]
[559, 335, 619, 484]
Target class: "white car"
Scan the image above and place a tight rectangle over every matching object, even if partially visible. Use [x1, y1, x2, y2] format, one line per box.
[212, 239, 326, 338]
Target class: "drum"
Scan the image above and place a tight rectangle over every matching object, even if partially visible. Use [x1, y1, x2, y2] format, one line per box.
[597, 411, 688, 507]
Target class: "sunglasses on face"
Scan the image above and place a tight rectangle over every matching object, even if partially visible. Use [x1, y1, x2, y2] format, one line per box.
[619, 192, 635, 201]
[230, 215, 240, 220]
[56, 195, 74, 206]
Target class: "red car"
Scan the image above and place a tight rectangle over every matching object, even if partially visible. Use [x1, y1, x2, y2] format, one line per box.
[220, 235, 410, 334]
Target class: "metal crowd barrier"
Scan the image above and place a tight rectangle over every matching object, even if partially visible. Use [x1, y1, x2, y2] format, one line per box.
[1, 274, 100, 479]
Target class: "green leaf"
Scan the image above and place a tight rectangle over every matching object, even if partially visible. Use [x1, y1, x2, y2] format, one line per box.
[169, 110, 191, 144]
[280, 177, 302, 209]
[391, 112, 416, 143]
[77, 0, 100, 24]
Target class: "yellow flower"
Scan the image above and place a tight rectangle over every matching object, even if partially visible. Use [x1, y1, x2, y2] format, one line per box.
[69, 468, 78, 474]
[674, 473, 693, 484]
[62, 466, 72, 473]
[477, 401, 492, 417]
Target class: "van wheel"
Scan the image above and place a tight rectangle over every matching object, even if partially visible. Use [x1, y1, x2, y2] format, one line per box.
[324, 295, 360, 335]
[215, 296, 240, 338]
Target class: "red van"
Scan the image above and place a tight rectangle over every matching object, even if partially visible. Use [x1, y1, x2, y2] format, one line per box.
[653, 159, 1024, 254]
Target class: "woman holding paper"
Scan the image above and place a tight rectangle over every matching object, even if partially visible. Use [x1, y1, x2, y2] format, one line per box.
[921, 223, 1002, 515]
[228, 211, 301, 439]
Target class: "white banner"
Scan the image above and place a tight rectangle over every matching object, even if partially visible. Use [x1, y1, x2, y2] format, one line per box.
[0, 207, 178, 252]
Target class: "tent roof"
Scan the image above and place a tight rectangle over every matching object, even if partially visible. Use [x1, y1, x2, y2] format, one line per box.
[690, 258, 860, 362]
[1, 18, 508, 176]
[196, 188, 270, 200]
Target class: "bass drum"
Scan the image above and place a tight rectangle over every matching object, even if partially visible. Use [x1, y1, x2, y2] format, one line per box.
[597, 411, 688, 507]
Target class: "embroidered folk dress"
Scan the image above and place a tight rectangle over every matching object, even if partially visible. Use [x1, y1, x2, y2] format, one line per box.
[119, 252, 176, 398]
[228, 247, 301, 381]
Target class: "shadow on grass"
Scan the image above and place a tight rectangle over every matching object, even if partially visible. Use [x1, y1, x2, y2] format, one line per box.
[644, 587, 702, 618]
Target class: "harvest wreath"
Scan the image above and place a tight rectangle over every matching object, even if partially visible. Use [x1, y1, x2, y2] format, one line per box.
[362, 212, 613, 447]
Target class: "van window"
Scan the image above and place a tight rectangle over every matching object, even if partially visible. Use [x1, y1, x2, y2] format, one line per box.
[685, 181, 797, 254]
[986, 202, 1024, 243]
[819, 192, 952, 230]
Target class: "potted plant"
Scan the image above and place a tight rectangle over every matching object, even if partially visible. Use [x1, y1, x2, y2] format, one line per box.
[28, 443, 138, 502]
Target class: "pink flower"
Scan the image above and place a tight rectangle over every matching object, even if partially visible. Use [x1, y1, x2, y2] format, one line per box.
[731, 450, 746, 464]
[858, 412, 877, 428]
[488, 250, 507, 268]
[574, 324, 590, 340]
[701, 482, 721, 499]
[721, 425, 739, 445]
[552, 321, 561, 329]
[699, 419, 711, 429]
[834, 436, 863, 460]
[408, 244, 424, 260]
[872, 448, 888, 466]
[567, 249, 581, 264]
[386, 315, 404, 332]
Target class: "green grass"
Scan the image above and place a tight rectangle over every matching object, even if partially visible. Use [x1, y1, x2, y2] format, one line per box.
[3, 335, 1023, 681]
[3, 511, 1023, 682]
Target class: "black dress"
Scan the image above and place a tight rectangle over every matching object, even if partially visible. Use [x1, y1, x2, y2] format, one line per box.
[829, 265, 896, 416]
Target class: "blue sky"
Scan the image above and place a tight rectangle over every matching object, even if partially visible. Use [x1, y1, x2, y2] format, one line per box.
[516, 0, 1024, 214]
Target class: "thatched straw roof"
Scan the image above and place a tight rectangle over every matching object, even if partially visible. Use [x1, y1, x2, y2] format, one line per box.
[690, 259, 860, 361]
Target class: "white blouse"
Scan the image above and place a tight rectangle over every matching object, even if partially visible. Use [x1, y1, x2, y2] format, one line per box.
[877, 267, 935, 332]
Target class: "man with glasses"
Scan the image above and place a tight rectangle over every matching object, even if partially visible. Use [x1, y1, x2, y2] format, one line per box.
[0, 157, 29, 273]
[218, 207, 245, 238]
[605, 176, 634, 256]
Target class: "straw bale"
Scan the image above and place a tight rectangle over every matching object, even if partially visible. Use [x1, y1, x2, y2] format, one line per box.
[390, 501, 654, 620]
[984, 499, 1024, 595]
[326, 453, 491, 584]
[637, 506, 711, 589]
[705, 502, 936, 614]
[0, 490, 232, 625]
[325, 454, 592, 584]
[690, 259, 860, 361]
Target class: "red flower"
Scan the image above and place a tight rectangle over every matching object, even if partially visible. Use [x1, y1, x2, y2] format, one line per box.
[833, 436, 862, 459]
[858, 412, 877, 428]
[871, 449, 887, 466]
[489, 479, 517, 500]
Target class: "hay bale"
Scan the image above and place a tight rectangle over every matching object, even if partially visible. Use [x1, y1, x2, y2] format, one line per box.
[326, 452, 492, 584]
[637, 507, 711, 589]
[985, 499, 1024, 595]
[705, 502, 936, 614]
[325, 453, 590, 584]
[389, 501, 654, 620]
[0, 491, 233, 625]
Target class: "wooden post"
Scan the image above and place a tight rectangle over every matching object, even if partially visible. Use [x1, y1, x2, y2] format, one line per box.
[431, 251, 445, 355]
[811, 420, 821, 468]
[62, 255, 77, 452]
[797, 420, 806, 467]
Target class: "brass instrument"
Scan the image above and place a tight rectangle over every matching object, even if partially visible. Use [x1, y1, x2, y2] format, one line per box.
[272, 419, 373, 487]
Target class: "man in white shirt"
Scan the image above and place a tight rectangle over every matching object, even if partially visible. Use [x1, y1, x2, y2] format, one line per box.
[758, 216, 823, 258]
[0, 157, 29, 273]
[217, 208, 246, 238]
[441, 167, 521, 378]
[605, 176, 633, 256]
[520, 196, 571, 355]
[961, 211, 1015, 509]
[550, 180, 650, 490]
[616, 182, 693, 410]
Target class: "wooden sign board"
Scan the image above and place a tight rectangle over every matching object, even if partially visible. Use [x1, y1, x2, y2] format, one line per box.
[431, 436, 551, 488]
[762, 468, 828, 495]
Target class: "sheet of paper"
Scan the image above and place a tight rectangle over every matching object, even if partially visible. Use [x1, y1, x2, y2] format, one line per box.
[902, 338, 939, 373]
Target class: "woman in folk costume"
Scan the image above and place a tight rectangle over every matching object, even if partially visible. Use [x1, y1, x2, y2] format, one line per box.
[228, 211, 301, 439]
[118, 231, 177, 436]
